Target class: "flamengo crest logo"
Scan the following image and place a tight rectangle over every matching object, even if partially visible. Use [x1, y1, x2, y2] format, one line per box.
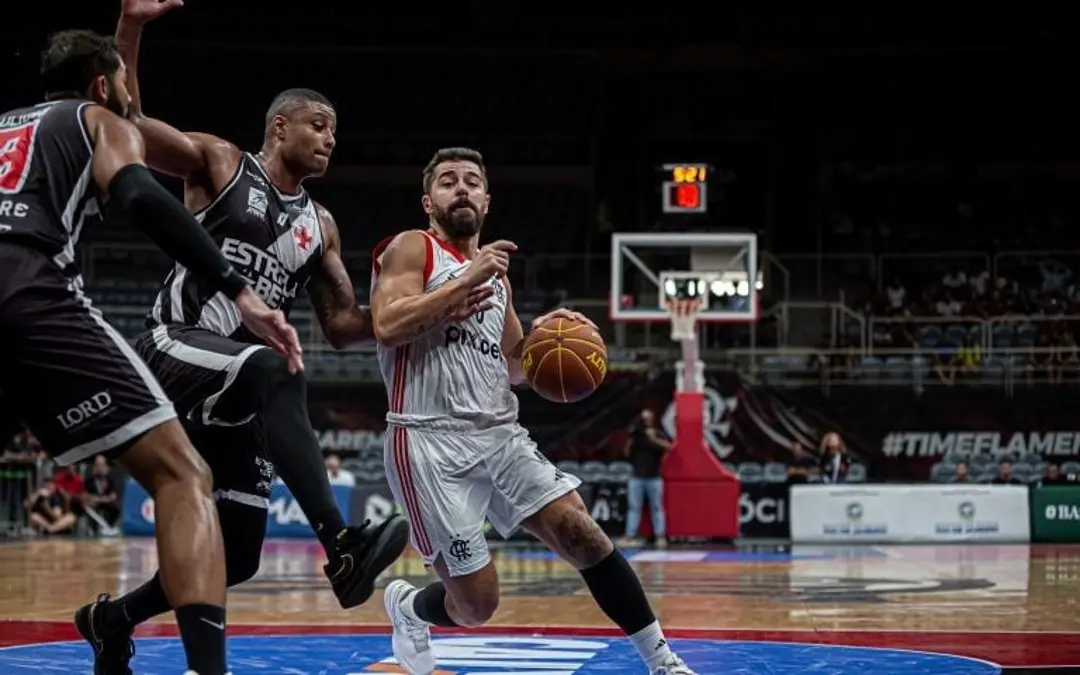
[662, 385, 738, 458]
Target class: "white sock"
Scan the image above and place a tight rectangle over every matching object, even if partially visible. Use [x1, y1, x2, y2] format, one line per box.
[629, 620, 672, 669]
[400, 589, 426, 623]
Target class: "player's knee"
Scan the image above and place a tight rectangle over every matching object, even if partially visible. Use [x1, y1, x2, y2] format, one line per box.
[129, 421, 214, 498]
[171, 447, 214, 500]
[454, 589, 499, 627]
[239, 348, 305, 403]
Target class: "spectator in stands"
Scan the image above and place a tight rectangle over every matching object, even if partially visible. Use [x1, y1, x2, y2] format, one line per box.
[969, 267, 990, 298]
[324, 452, 356, 487]
[991, 459, 1022, 485]
[1038, 462, 1070, 486]
[25, 478, 76, 535]
[885, 277, 906, 315]
[957, 335, 983, 377]
[942, 267, 967, 292]
[83, 455, 120, 532]
[953, 459, 970, 483]
[1052, 333, 1080, 384]
[1029, 333, 1055, 385]
[935, 290, 963, 317]
[3, 427, 42, 458]
[1038, 259, 1071, 293]
[933, 342, 959, 386]
[786, 442, 819, 484]
[53, 466, 85, 513]
[621, 408, 672, 549]
[819, 432, 851, 484]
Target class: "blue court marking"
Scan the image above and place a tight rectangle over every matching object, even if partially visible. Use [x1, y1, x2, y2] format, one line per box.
[0, 633, 1001, 674]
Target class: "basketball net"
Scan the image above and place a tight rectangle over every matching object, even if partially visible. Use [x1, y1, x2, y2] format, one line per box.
[664, 298, 705, 394]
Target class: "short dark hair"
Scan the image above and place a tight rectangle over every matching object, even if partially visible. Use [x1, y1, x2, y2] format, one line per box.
[422, 147, 486, 193]
[40, 30, 122, 98]
[264, 88, 334, 130]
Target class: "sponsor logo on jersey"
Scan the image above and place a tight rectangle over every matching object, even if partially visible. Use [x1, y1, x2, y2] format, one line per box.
[221, 237, 299, 307]
[247, 187, 268, 218]
[444, 325, 502, 360]
[55, 390, 114, 431]
[0, 199, 29, 219]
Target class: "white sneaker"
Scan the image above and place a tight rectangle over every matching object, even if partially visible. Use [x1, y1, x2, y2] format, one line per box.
[651, 653, 696, 674]
[383, 579, 436, 675]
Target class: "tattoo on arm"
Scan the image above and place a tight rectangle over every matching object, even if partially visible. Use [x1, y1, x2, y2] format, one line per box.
[310, 265, 354, 321]
[404, 303, 459, 340]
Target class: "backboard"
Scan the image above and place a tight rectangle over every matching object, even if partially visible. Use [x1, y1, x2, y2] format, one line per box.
[609, 232, 760, 322]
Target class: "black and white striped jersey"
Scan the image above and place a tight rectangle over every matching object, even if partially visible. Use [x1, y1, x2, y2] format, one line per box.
[0, 99, 101, 275]
[148, 152, 325, 344]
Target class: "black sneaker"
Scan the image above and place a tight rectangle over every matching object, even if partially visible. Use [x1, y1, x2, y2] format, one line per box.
[324, 514, 410, 609]
[74, 593, 135, 675]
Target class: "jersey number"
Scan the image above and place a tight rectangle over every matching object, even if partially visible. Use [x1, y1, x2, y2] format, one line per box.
[0, 121, 41, 195]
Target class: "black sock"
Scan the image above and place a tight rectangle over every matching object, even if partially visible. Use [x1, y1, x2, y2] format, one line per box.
[175, 604, 227, 675]
[579, 549, 656, 635]
[411, 583, 458, 627]
[260, 372, 347, 555]
[105, 573, 171, 633]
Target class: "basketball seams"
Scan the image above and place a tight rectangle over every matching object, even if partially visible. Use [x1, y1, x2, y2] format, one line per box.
[531, 322, 591, 336]
[533, 343, 562, 398]
[560, 336, 607, 353]
[556, 346, 567, 403]
[564, 347, 597, 389]
[521, 337, 558, 359]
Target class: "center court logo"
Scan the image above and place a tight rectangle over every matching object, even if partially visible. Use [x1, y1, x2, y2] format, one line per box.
[365, 636, 610, 673]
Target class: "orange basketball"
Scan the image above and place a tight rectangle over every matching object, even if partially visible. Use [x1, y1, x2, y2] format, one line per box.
[520, 316, 607, 403]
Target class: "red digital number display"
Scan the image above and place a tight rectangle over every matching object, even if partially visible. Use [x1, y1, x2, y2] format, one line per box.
[671, 183, 702, 210]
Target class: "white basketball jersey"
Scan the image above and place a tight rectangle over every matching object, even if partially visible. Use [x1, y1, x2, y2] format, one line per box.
[372, 231, 518, 430]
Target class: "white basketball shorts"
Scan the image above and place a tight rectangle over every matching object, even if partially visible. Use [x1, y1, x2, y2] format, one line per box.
[384, 422, 581, 577]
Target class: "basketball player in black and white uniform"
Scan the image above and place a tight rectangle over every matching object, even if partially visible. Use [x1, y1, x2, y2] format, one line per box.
[73, 3, 428, 670]
[1, 29, 304, 675]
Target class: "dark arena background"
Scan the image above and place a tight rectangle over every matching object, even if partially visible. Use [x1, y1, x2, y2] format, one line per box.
[4, 5, 1080, 674]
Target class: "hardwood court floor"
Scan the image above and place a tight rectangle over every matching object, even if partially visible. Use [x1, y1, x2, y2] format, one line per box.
[1, 538, 1079, 671]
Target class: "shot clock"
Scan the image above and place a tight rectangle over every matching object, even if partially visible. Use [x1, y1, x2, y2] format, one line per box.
[660, 163, 709, 214]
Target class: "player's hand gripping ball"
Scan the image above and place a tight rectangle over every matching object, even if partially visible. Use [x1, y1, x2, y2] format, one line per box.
[521, 309, 607, 403]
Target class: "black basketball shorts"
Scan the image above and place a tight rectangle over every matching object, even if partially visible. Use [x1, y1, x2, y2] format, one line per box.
[134, 324, 275, 507]
[0, 247, 177, 465]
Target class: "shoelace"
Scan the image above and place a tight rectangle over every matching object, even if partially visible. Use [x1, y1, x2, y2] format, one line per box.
[404, 617, 430, 651]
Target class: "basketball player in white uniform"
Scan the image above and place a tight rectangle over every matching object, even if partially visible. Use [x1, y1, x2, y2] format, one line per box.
[370, 147, 697, 675]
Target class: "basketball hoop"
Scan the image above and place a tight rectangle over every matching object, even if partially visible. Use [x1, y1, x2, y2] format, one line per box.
[665, 298, 702, 342]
